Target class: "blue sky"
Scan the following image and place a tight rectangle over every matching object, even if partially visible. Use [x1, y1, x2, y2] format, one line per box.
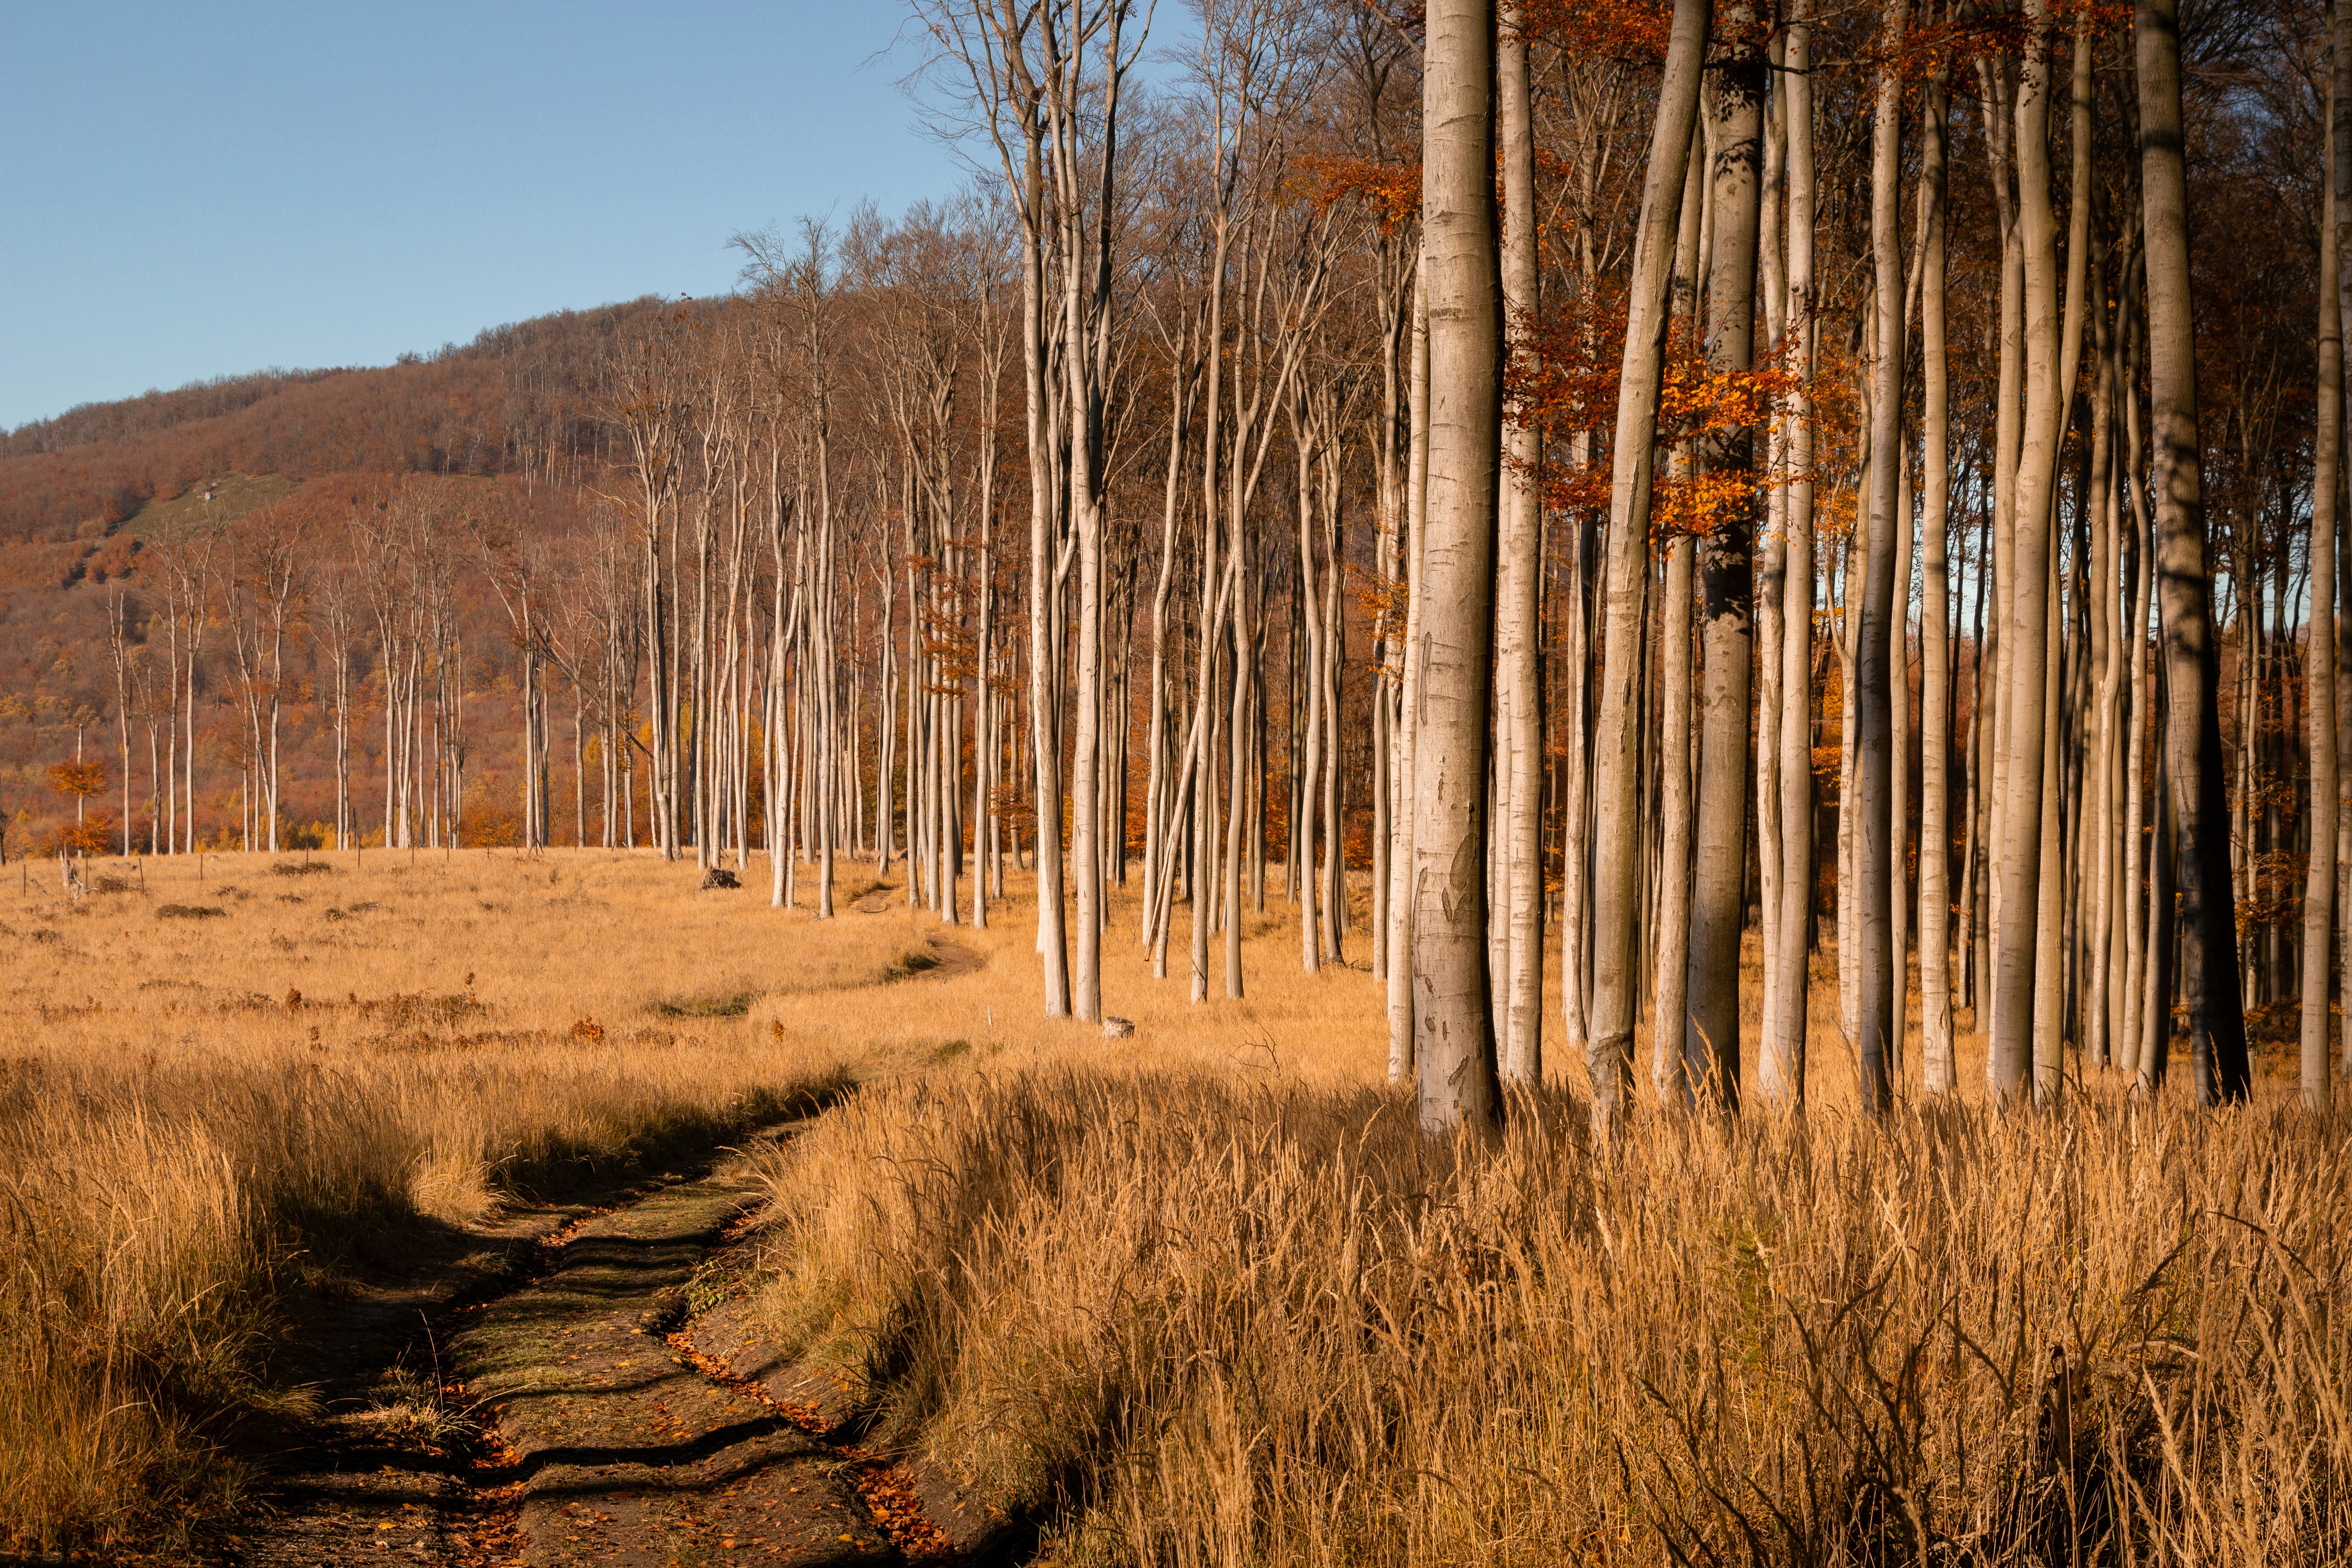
[0, 2, 977, 430]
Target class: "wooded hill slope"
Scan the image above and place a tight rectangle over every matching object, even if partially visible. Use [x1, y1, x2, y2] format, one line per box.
[0, 299, 660, 853]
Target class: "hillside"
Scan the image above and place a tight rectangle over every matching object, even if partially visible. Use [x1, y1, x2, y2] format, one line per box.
[0, 300, 663, 856]
[0, 298, 658, 547]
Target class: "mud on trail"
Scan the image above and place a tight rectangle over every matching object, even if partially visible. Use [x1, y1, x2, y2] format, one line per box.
[223, 1121, 1010, 1568]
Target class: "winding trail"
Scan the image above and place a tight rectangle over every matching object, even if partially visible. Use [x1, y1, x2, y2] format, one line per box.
[231, 1121, 1013, 1567]
[229, 933, 1008, 1568]
[451, 1132, 893, 1567]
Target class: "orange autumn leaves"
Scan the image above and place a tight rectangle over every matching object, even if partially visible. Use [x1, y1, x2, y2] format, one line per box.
[1508, 284, 1803, 543]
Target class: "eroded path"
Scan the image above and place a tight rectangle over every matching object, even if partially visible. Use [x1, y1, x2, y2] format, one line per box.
[232, 1129, 907, 1568]
[456, 1140, 892, 1567]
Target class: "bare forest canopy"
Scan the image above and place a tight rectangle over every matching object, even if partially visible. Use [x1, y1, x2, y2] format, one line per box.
[2, 0, 2341, 1125]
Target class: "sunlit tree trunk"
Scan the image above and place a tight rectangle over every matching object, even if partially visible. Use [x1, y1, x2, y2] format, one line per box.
[1588, 0, 1710, 1130]
[1683, 1, 1765, 1109]
[1412, 0, 1504, 1135]
[1654, 143, 1705, 1107]
[1919, 49, 1955, 1094]
[1390, 261, 1429, 1081]
[1497, 3, 1544, 1084]
[1763, 0, 1816, 1107]
[1988, 0, 2067, 1098]
[2307, 17, 2346, 1109]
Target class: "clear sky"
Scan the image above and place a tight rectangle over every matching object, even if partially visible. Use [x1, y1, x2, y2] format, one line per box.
[0, 2, 971, 431]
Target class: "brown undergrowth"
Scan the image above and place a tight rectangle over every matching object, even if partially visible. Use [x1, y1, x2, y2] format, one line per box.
[745, 1069, 2351, 1564]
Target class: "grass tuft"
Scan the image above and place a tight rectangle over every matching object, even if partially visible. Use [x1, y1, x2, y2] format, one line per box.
[881, 948, 942, 982]
[653, 991, 756, 1019]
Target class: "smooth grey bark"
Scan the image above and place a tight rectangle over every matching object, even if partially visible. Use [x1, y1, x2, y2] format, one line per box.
[2309, 18, 2345, 1110]
[1918, 50, 1955, 1093]
[2137, 0, 2251, 1103]
[1044, 0, 1142, 1025]
[2035, 16, 2094, 1101]
[1755, 29, 1790, 1078]
[1588, 0, 1711, 1132]
[1656, 530, 1697, 1102]
[1976, 58, 2020, 1051]
[2338, 0, 2352, 1100]
[1413, 0, 1504, 1134]
[1294, 392, 1326, 976]
[1390, 261, 1429, 1083]
[1498, 3, 1544, 1084]
[1654, 145, 1706, 1107]
[2089, 220, 2123, 1075]
[1762, 0, 1815, 1107]
[2119, 265, 2152, 1074]
[1683, 0, 1766, 1110]
[1853, 0, 1906, 1114]
[1988, 1, 2066, 1098]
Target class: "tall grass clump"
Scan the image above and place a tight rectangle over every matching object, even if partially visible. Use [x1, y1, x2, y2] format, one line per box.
[0, 1050, 850, 1553]
[747, 1068, 2352, 1564]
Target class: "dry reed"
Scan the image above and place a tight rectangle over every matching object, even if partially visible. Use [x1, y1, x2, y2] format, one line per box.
[748, 1069, 2351, 1565]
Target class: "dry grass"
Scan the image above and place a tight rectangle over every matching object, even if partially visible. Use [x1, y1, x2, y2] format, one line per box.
[0, 847, 911, 1552]
[4, 847, 2338, 1560]
[748, 1072, 2351, 1565]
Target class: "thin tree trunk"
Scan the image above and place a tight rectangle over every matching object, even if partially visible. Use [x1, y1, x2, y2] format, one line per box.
[1853, 0, 1906, 1113]
[1588, 0, 1711, 1130]
[1389, 260, 1429, 1081]
[1919, 49, 1955, 1093]
[2307, 20, 2345, 1109]
[1764, 0, 1816, 1107]
[1654, 143, 1706, 1106]
[1498, 3, 1544, 1083]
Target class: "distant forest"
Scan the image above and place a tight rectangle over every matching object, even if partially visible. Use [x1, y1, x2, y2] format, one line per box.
[0, 299, 663, 851]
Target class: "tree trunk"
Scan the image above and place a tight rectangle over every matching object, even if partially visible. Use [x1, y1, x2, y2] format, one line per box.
[1412, 0, 1504, 1135]
[2308, 15, 2346, 1109]
[1987, 1, 2068, 1098]
[1853, 0, 1906, 1114]
[1498, 3, 1544, 1084]
[1763, 0, 1816, 1107]
[2137, 0, 2251, 1102]
[1654, 141, 1706, 1106]
[1919, 50, 1955, 1093]
[1684, 1, 1766, 1110]
[1390, 260, 1430, 1082]
[1588, 0, 1711, 1130]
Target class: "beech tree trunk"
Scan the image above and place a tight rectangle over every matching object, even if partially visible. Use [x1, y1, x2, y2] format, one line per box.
[2308, 14, 2346, 1109]
[1919, 50, 1955, 1093]
[1497, 4, 1544, 1084]
[1988, 0, 2068, 1098]
[1587, 0, 1710, 1131]
[1684, 1, 1765, 1110]
[1853, 0, 1906, 1114]
[2137, 0, 2251, 1102]
[1389, 262, 1430, 1083]
[1654, 142, 1706, 1106]
[1412, 0, 1504, 1135]
[1762, 0, 1816, 1107]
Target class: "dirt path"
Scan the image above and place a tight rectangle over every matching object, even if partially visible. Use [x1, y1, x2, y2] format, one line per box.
[916, 933, 982, 980]
[227, 1127, 945, 1568]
